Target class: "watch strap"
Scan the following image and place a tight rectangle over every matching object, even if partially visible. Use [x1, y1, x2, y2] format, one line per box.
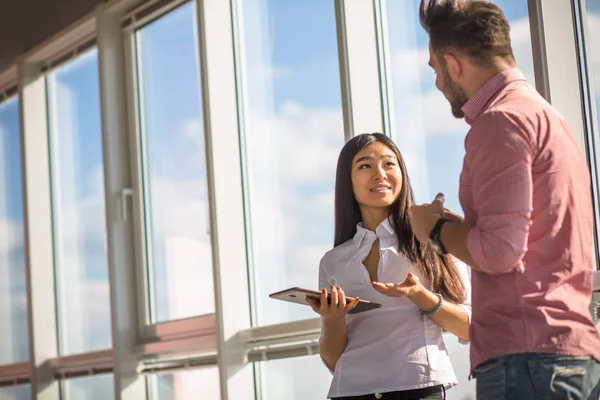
[429, 217, 451, 254]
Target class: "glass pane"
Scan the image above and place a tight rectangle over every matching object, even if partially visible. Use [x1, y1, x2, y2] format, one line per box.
[259, 355, 331, 400]
[238, 0, 344, 326]
[0, 97, 29, 365]
[588, 0, 600, 111]
[586, 0, 600, 270]
[61, 374, 114, 400]
[147, 367, 220, 400]
[135, 1, 214, 323]
[47, 49, 112, 355]
[384, 0, 535, 213]
[0, 384, 30, 400]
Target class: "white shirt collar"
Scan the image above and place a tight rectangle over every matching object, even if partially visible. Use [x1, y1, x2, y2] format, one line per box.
[352, 218, 396, 248]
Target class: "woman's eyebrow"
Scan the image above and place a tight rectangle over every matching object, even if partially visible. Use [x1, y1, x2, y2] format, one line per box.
[354, 154, 395, 164]
[354, 155, 373, 164]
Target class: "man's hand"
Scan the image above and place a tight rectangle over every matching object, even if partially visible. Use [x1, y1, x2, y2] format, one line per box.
[409, 193, 446, 243]
[443, 208, 464, 223]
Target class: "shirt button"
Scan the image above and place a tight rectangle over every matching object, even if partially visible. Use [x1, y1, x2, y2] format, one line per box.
[374, 394, 382, 399]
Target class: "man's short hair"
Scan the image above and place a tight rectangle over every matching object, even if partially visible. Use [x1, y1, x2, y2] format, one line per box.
[419, 0, 515, 67]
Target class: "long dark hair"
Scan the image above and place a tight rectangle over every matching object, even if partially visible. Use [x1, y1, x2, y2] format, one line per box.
[334, 133, 466, 304]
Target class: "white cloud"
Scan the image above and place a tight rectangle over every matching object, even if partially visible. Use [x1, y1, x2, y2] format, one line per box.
[147, 178, 211, 241]
[409, 90, 469, 135]
[390, 16, 534, 139]
[237, 100, 345, 324]
[391, 48, 430, 81]
[0, 218, 22, 255]
[246, 100, 343, 182]
[0, 290, 28, 364]
[245, 65, 295, 84]
[182, 118, 204, 141]
[313, 191, 335, 214]
[291, 244, 331, 274]
[269, 65, 295, 80]
[510, 18, 536, 84]
[121, 105, 338, 324]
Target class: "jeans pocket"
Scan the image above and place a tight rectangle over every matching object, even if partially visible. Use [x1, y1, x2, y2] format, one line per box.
[527, 357, 590, 400]
[475, 358, 507, 400]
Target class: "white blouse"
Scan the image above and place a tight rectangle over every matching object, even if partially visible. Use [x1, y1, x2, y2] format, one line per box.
[319, 219, 471, 398]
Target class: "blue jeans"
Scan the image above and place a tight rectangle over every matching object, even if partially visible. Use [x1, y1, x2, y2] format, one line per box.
[474, 353, 600, 400]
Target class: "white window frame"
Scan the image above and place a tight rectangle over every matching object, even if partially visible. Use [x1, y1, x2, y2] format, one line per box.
[122, 0, 253, 397]
[0, 66, 31, 391]
[120, 0, 219, 340]
[20, 56, 62, 400]
[572, 0, 600, 276]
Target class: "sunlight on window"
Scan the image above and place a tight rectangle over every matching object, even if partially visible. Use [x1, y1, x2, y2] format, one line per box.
[0, 96, 28, 365]
[135, 1, 214, 323]
[47, 48, 112, 355]
[238, 0, 344, 327]
[62, 374, 114, 400]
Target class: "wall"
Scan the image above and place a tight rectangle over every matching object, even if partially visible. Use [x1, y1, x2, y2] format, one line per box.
[0, 0, 105, 71]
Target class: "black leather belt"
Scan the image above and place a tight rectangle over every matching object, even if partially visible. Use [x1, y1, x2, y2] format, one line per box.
[333, 384, 444, 400]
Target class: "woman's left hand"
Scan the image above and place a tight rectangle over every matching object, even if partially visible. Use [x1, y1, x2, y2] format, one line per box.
[372, 272, 422, 298]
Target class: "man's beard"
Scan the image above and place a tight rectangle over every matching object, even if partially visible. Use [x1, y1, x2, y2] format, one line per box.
[443, 69, 468, 119]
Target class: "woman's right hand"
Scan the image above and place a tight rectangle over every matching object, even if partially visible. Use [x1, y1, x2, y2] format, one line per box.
[306, 286, 360, 320]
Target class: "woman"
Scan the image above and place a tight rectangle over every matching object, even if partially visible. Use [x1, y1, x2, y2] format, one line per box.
[307, 133, 471, 400]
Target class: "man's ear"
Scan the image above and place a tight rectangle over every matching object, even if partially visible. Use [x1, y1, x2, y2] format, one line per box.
[444, 53, 462, 81]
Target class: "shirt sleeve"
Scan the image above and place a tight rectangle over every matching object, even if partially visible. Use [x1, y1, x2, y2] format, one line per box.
[465, 111, 534, 275]
[454, 258, 471, 345]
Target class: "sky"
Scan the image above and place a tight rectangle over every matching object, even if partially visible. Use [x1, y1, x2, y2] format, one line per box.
[0, 0, 599, 399]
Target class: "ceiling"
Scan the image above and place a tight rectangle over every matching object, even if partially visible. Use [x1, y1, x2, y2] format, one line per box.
[0, 0, 104, 72]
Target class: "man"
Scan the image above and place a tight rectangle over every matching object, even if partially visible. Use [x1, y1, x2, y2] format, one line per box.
[408, 1, 600, 399]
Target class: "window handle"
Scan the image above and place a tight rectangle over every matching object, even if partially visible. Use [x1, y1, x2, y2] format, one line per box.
[121, 188, 134, 221]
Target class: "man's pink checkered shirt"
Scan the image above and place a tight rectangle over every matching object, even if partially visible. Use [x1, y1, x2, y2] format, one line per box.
[459, 68, 600, 372]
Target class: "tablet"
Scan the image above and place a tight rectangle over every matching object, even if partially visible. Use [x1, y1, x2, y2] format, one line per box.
[269, 287, 382, 314]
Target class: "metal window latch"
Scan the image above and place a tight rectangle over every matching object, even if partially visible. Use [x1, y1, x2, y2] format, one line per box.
[591, 291, 600, 323]
[592, 300, 600, 323]
[120, 188, 134, 221]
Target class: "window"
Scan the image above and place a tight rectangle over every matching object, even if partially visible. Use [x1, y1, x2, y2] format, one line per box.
[587, 1, 600, 111]
[0, 384, 30, 400]
[583, 0, 600, 268]
[46, 49, 112, 355]
[383, 0, 535, 213]
[61, 374, 114, 400]
[0, 96, 28, 366]
[147, 367, 220, 399]
[237, 0, 345, 327]
[135, 1, 214, 324]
